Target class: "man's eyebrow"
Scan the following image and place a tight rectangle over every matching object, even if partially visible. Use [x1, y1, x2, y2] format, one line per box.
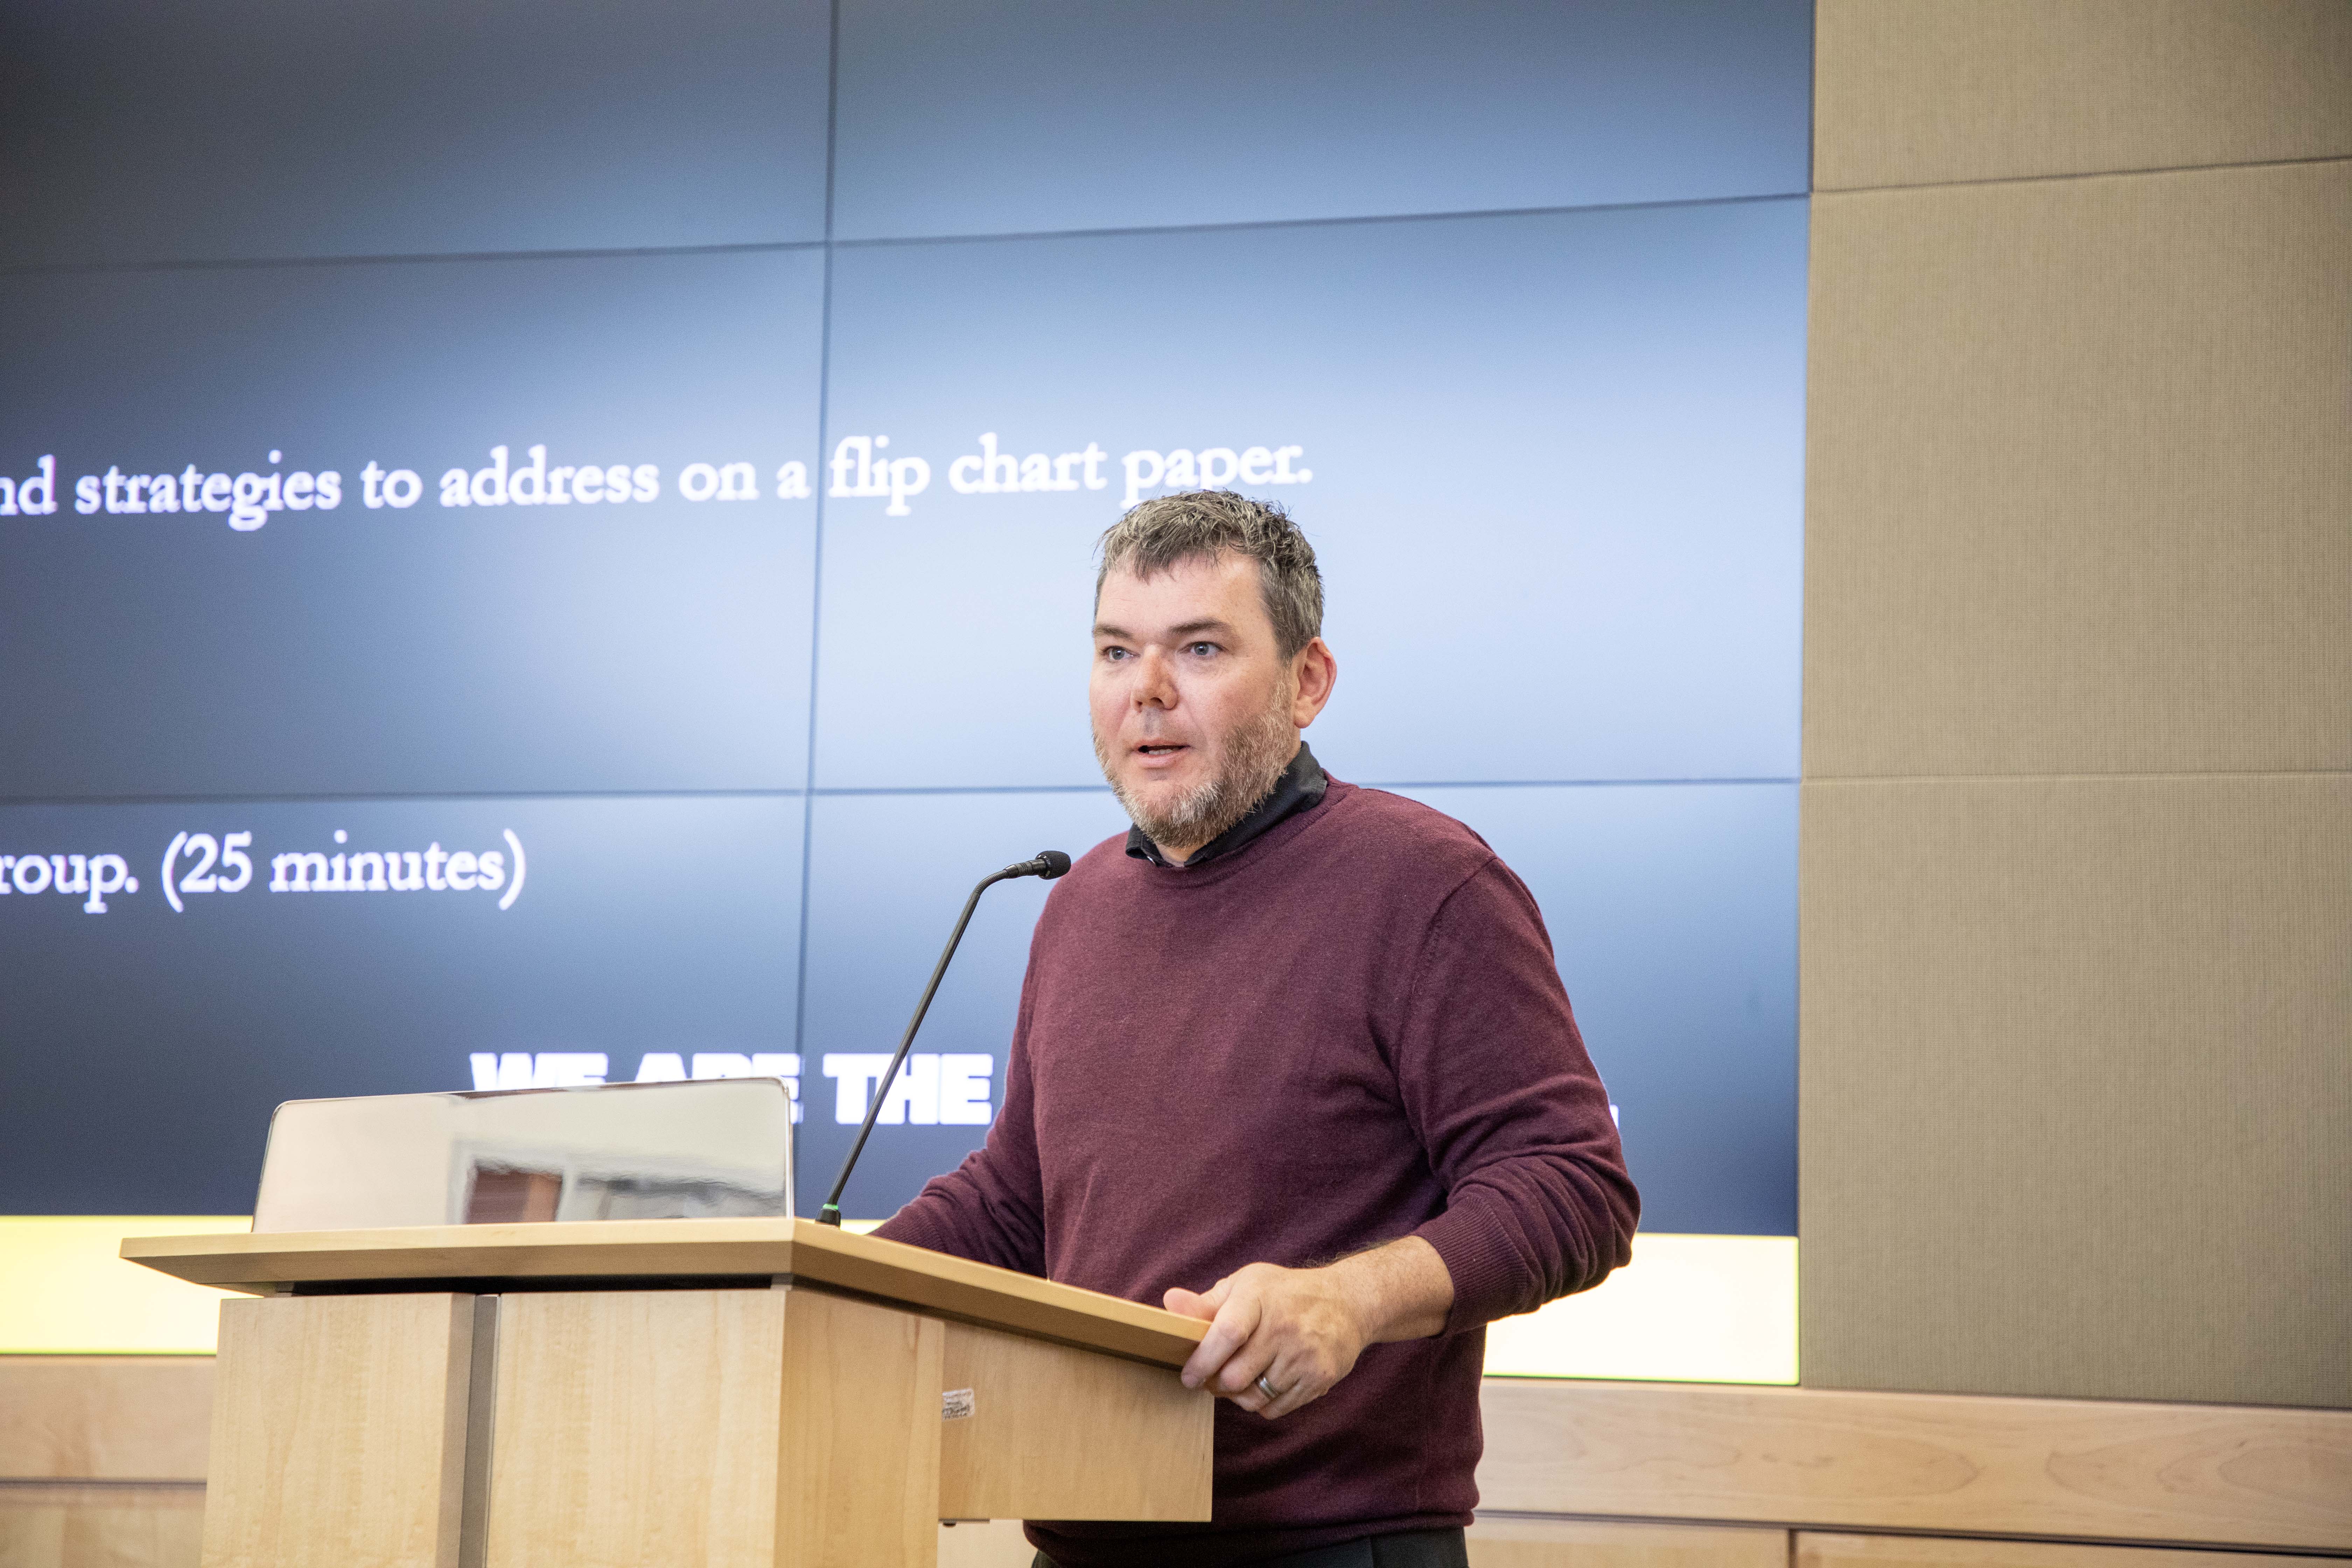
[1091, 618, 1237, 640]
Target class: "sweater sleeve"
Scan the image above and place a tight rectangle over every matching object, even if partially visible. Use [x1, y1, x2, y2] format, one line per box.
[871, 967, 1050, 1276]
[1398, 858, 1639, 1332]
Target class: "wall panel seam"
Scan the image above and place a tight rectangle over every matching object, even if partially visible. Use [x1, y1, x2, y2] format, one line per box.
[830, 190, 1808, 250]
[0, 239, 831, 282]
[1801, 772, 2352, 787]
[1814, 151, 2352, 198]
[1, 195, 1819, 282]
[1479, 1512, 2352, 1557]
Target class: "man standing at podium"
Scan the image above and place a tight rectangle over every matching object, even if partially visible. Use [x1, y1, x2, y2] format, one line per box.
[878, 491, 1638, 1568]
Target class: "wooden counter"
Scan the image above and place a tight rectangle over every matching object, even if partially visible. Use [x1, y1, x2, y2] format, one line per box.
[121, 1217, 1206, 1369]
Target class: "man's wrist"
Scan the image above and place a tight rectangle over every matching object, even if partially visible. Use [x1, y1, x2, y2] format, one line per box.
[1324, 1254, 1385, 1350]
[1324, 1235, 1452, 1345]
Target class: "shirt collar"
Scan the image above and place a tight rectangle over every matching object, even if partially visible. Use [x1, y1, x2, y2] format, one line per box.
[1125, 742, 1329, 870]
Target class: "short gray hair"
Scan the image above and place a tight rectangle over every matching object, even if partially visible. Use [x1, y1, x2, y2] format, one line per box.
[1096, 490, 1324, 660]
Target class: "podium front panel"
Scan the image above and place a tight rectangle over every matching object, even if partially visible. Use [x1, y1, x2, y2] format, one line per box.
[486, 1284, 946, 1568]
[486, 1288, 788, 1568]
[938, 1321, 1212, 1523]
[201, 1293, 474, 1568]
[153, 1225, 1216, 1568]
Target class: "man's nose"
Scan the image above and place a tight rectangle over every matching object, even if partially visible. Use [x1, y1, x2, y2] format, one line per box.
[1133, 647, 1178, 707]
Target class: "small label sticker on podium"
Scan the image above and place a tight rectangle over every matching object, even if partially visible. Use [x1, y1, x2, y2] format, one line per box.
[942, 1387, 976, 1421]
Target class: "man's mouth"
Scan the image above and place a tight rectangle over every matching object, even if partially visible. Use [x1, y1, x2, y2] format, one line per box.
[1136, 743, 1187, 756]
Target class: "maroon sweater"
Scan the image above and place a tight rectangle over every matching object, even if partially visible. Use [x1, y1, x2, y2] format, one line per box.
[878, 779, 1636, 1566]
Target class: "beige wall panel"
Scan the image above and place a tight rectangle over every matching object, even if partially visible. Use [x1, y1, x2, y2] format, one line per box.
[1468, 1518, 1787, 1568]
[1799, 775, 2351, 1407]
[0, 1483, 204, 1568]
[200, 1293, 473, 1568]
[0, 1360, 211, 1482]
[1478, 1379, 2352, 1552]
[1797, 1535, 2340, 1568]
[1815, 0, 2352, 190]
[1805, 160, 2351, 779]
[487, 1289, 785, 1568]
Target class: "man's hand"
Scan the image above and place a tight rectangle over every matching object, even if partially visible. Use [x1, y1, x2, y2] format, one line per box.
[1163, 1236, 1454, 1419]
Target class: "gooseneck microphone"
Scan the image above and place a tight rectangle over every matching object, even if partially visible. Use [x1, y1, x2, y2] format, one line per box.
[816, 850, 1072, 1226]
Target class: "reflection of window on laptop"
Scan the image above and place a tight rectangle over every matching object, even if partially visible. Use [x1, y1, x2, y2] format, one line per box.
[466, 1166, 562, 1224]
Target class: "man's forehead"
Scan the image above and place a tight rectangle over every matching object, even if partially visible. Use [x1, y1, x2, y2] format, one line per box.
[1101, 549, 1257, 594]
[1095, 553, 1268, 635]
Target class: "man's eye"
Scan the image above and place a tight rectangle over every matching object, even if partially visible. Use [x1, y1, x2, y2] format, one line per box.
[1101, 646, 1129, 660]
[1186, 642, 1217, 656]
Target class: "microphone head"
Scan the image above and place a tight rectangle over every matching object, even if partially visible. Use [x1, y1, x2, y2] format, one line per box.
[1033, 849, 1072, 880]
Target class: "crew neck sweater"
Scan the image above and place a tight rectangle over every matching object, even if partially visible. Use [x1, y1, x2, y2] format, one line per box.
[877, 778, 1637, 1568]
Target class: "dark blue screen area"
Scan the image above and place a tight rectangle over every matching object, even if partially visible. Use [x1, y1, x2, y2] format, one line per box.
[0, 797, 801, 1214]
[0, 0, 1810, 1239]
[0, 0, 833, 266]
[796, 790, 1136, 1219]
[0, 250, 822, 798]
[833, 0, 1812, 238]
[1398, 783, 1799, 1236]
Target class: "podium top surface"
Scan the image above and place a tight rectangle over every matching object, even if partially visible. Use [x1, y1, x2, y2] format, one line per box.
[123, 1217, 1209, 1369]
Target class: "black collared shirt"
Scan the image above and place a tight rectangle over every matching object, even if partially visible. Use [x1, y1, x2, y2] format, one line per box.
[1124, 742, 1329, 869]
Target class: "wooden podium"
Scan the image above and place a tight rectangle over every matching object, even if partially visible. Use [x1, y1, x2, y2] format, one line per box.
[125, 1218, 1214, 1568]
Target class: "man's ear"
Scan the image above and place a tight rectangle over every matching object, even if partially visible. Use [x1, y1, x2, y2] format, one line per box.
[1290, 637, 1338, 728]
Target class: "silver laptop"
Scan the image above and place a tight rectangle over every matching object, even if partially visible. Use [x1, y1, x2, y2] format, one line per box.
[250, 1078, 794, 1233]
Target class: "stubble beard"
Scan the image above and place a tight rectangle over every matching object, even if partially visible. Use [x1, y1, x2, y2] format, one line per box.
[1095, 685, 1299, 857]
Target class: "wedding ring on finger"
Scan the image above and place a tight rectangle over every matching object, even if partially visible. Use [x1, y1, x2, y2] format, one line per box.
[1255, 1373, 1283, 1402]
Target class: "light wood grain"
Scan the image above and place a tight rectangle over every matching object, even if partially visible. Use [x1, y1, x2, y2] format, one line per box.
[1477, 1380, 2352, 1554]
[775, 1286, 943, 1568]
[486, 1288, 788, 1568]
[18, 1357, 2352, 1565]
[0, 1359, 213, 1482]
[1469, 1518, 1788, 1568]
[1796, 1533, 2342, 1568]
[199, 1293, 473, 1568]
[936, 1320, 1210, 1524]
[484, 1286, 955, 1568]
[0, 1482, 205, 1568]
[936, 1519, 1032, 1568]
[121, 1219, 1204, 1368]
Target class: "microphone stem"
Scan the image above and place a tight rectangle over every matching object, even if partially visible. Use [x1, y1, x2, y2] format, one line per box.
[817, 866, 1016, 1225]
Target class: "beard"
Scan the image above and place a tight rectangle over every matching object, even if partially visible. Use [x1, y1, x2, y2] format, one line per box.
[1095, 686, 1299, 856]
